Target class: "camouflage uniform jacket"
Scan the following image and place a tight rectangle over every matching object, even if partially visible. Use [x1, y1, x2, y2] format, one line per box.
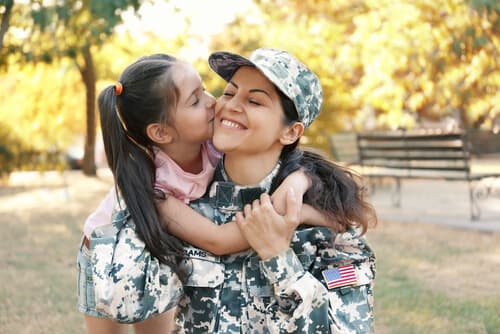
[175, 160, 376, 334]
[88, 198, 183, 323]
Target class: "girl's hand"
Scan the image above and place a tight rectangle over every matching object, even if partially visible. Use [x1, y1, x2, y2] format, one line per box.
[271, 169, 310, 215]
[235, 189, 300, 260]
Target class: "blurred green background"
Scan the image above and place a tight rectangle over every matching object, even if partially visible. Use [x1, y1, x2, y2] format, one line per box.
[0, 0, 498, 176]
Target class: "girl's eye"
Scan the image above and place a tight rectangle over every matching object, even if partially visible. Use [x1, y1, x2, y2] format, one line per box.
[223, 91, 235, 97]
[192, 96, 200, 106]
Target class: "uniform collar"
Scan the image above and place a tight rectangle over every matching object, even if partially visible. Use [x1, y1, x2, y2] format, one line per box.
[209, 157, 281, 210]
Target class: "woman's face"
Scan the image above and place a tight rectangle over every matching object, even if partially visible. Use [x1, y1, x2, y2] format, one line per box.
[169, 62, 215, 144]
[213, 66, 288, 155]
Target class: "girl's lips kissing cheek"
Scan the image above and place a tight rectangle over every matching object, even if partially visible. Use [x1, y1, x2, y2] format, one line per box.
[220, 118, 247, 130]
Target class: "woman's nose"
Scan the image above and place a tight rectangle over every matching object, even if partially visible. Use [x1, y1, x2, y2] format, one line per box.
[225, 96, 243, 113]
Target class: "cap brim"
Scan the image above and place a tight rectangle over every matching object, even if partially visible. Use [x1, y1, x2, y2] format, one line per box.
[208, 51, 255, 82]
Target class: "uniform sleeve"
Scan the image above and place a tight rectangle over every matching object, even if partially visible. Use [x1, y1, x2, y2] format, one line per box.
[320, 230, 376, 334]
[259, 248, 331, 333]
[259, 228, 376, 334]
[83, 187, 117, 237]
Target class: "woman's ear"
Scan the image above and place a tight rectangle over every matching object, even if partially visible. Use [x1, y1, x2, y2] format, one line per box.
[146, 123, 174, 144]
[280, 122, 304, 145]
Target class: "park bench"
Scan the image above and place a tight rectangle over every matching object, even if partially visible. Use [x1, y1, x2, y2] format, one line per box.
[330, 130, 500, 220]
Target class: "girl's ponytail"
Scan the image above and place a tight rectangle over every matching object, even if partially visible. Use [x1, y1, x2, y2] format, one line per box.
[98, 77, 182, 266]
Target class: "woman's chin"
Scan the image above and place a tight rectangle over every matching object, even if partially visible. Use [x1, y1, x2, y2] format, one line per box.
[212, 134, 233, 153]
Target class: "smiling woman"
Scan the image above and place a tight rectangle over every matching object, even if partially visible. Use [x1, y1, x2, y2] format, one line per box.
[173, 48, 377, 333]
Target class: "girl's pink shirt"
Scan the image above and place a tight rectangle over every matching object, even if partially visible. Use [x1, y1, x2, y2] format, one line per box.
[83, 141, 221, 238]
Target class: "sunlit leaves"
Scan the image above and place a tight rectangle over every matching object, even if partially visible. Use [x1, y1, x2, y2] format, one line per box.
[0, 61, 85, 152]
[216, 0, 498, 146]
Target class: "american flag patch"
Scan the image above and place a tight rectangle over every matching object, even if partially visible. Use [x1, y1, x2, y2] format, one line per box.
[322, 265, 358, 289]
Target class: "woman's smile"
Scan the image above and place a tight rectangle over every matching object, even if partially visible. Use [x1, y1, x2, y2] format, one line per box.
[219, 118, 247, 130]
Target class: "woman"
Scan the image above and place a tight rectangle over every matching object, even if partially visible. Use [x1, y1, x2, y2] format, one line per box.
[170, 48, 377, 333]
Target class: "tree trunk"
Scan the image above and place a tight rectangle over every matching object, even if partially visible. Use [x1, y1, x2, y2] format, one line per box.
[0, 0, 14, 52]
[79, 45, 97, 176]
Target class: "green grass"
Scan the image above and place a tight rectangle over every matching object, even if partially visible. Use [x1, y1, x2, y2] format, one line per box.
[371, 220, 500, 334]
[374, 265, 498, 333]
[1, 171, 499, 333]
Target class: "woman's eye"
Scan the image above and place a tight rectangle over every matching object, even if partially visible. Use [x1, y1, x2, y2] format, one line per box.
[192, 97, 200, 106]
[223, 91, 234, 97]
[249, 100, 261, 106]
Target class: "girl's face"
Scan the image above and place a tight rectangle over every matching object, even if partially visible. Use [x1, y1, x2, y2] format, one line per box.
[213, 66, 288, 155]
[168, 62, 215, 144]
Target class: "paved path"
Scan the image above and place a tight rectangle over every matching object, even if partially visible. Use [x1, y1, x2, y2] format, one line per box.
[365, 156, 500, 232]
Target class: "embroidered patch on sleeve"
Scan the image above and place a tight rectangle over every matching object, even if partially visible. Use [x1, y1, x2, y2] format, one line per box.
[322, 265, 358, 289]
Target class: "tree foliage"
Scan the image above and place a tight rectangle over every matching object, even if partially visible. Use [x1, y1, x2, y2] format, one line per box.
[0, 0, 498, 174]
[207, 0, 499, 150]
[1, 0, 141, 175]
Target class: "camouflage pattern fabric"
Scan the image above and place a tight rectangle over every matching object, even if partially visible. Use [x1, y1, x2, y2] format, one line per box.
[208, 48, 323, 128]
[88, 197, 183, 324]
[175, 159, 376, 333]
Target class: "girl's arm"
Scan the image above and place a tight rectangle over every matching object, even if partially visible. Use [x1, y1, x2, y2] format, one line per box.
[156, 169, 310, 255]
[156, 195, 249, 256]
[83, 187, 117, 238]
[271, 169, 310, 215]
[274, 170, 338, 229]
[156, 170, 333, 256]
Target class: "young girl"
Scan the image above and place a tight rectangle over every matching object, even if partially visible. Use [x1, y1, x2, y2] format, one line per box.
[77, 54, 322, 334]
[169, 48, 377, 333]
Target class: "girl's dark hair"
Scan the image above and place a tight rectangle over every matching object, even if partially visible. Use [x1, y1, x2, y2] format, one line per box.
[98, 54, 183, 265]
[270, 89, 377, 234]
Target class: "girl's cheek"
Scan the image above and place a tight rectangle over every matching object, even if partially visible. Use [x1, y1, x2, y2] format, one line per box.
[215, 100, 224, 114]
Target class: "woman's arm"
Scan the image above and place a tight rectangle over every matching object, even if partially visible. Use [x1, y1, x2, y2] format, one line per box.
[235, 190, 300, 260]
[235, 191, 333, 332]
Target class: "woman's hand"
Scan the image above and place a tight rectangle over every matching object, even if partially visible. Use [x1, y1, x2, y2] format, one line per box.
[235, 188, 301, 260]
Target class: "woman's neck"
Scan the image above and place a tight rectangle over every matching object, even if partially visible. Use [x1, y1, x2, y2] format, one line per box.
[223, 149, 281, 186]
[159, 142, 203, 174]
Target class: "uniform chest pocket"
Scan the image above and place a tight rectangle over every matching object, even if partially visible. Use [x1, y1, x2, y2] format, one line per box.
[182, 248, 225, 288]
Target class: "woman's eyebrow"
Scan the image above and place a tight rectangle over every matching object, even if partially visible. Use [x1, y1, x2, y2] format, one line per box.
[249, 89, 271, 98]
[229, 80, 271, 98]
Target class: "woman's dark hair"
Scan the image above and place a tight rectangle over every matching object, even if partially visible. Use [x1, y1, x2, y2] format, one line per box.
[270, 89, 377, 234]
[98, 54, 183, 265]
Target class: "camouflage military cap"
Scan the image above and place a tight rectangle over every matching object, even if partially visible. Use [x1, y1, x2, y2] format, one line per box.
[208, 48, 323, 128]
